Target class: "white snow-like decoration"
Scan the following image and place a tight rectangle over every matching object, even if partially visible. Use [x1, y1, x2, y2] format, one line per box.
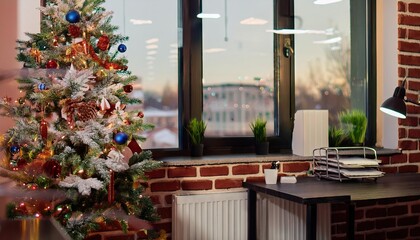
[59, 175, 103, 196]
[100, 97, 111, 111]
[58, 65, 94, 99]
[106, 150, 129, 172]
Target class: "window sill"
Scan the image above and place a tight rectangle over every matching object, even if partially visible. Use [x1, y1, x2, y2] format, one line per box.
[159, 148, 400, 167]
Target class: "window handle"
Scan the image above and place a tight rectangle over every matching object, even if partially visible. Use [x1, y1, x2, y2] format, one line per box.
[283, 38, 294, 58]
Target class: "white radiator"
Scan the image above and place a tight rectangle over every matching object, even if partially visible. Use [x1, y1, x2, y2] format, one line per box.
[172, 191, 331, 240]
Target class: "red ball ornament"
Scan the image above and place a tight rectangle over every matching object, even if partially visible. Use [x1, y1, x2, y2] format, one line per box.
[42, 160, 61, 178]
[46, 60, 58, 69]
[68, 25, 81, 38]
[138, 112, 144, 118]
[97, 35, 110, 51]
[123, 85, 133, 93]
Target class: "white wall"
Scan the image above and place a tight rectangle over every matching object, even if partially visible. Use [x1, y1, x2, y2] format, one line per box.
[376, 0, 399, 148]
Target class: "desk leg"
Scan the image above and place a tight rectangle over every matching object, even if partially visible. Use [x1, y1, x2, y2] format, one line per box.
[347, 203, 355, 240]
[306, 204, 317, 240]
[247, 189, 257, 240]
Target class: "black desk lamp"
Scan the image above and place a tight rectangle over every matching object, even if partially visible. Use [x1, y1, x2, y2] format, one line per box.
[380, 77, 419, 119]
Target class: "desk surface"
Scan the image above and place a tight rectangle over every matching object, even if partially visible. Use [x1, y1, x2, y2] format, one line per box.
[243, 173, 420, 204]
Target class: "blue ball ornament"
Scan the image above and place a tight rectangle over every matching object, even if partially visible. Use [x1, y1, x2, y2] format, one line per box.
[118, 44, 127, 53]
[10, 145, 20, 155]
[38, 83, 47, 91]
[65, 10, 81, 23]
[114, 132, 129, 145]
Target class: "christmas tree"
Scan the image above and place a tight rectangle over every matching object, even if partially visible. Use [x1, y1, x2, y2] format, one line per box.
[0, 0, 162, 239]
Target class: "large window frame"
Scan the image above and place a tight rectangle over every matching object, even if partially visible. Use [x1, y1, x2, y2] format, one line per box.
[153, 0, 377, 158]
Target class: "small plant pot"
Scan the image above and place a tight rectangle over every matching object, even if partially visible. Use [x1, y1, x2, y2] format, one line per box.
[255, 142, 269, 155]
[264, 169, 278, 184]
[191, 144, 204, 157]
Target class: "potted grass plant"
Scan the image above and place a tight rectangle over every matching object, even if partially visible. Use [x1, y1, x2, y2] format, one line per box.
[186, 118, 207, 157]
[250, 118, 269, 155]
[338, 109, 368, 146]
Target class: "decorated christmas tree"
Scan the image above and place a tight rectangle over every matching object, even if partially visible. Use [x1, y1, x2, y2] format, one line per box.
[0, 0, 162, 239]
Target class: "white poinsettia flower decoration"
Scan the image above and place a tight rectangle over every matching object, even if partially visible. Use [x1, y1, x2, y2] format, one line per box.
[59, 175, 103, 196]
[106, 149, 129, 172]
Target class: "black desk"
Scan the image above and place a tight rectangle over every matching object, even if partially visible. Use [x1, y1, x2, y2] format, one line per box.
[243, 173, 420, 240]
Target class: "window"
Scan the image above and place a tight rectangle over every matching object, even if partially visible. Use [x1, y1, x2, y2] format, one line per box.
[103, 0, 375, 156]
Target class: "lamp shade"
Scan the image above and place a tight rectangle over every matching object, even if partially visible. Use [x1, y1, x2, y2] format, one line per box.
[380, 86, 406, 119]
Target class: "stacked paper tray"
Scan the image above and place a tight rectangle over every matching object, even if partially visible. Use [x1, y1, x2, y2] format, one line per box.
[312, 147, 384, 181]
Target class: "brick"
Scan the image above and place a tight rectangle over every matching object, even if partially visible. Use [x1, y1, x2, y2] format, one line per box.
[165, 195, 172, 205]
[104, 233, 136, 240]
[356, 200, 377, 208]
[157, 207, 172, 219]
[149, 195, 161, 205]
[409, 67, 420, 78]
[145, 169, 166, 179]
[376, 217, 396, 229]
[331, 236, 346, 240]
[407, 104, 420, 114]
[232, 164, 259, 175]
[379, 156, 390, 165]
[356, 220, 375, 232]
[409, 29, 420, 41]
[391, 154, 408, 164]
[409, 129, 420, 139]
[282, 162, 310, 173]
[398, 1, 407, 12]
[167, 167, 197, 178]
[399, 67, 407, 77]
[377, 198, 396, 205]
[399, 27, 407, 38]
[181, 180, 212, 190]
[399, 140, 418, 151]
[331, 203, 347, 211]
[150, 180, 180, 192]
[365, 231, 385, 240]
[399, 128, 407, 139]
[410, 226, 420, 237]
[380, 166, 398, 174]
[331, 212, 347, 224]
[399, 15, 420, 26]
[261, 164, 271, 170]
[215, 178, 243, 189]
[334, 223, 347, 234]
[409, 153, 420, 163]
[399, 41, 420, 53]
[388, 205, 408, 216]
[408, 3, 420, 13]
[398, 216, 419, 226]
[85, 234, 102, 240]
[245, 176, 265, 183]
[387, 228, 409, 239]
[151, 222, 172, 234]
[366, 207, 387, 218]
[399, 165, 419, 173]
[413, 203, 420, 214]
[200, 166, 229, 176]
[399, 54, 420, 66]
[355, 209, 364, 220]
[354, 234, 365, 240]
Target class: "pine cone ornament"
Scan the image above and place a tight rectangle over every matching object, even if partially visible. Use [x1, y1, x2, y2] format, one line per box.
[77, 102, 97, 121]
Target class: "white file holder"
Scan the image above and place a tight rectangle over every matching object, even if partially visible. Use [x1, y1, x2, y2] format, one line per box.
[292, 110, 329, 156]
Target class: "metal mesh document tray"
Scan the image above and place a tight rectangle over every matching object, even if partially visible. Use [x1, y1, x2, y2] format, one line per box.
[312, 147, 384, 182]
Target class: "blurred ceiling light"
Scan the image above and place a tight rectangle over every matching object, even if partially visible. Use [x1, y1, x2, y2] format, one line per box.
[204, 48, 226, 53]
[170, 49, 178, 54]
[130, 19, 152, 25]
[147, 51, 157, 55]
[146, 44, 159, 49]
[197, 13, 221, 19]
[313, 36, 342, 44]
[168, 55, 177, 59]
[146, 56, 155, 60]
[170, 43, 178, 48]
[240, 17, 268, 25]
[146, 38, 159, 44]
[314, 0, 343, 5]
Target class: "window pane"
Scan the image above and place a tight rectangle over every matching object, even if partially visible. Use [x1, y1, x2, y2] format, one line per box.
[104, 0, 179, 149]
[294, 0, 367, 127]
[202, 0, 274, 137]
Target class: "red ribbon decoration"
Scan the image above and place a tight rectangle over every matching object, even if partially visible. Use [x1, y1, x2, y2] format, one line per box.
[40, 119, 48, 142]
[128, 139, 142, 154]
[108, 170, 114, 204]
